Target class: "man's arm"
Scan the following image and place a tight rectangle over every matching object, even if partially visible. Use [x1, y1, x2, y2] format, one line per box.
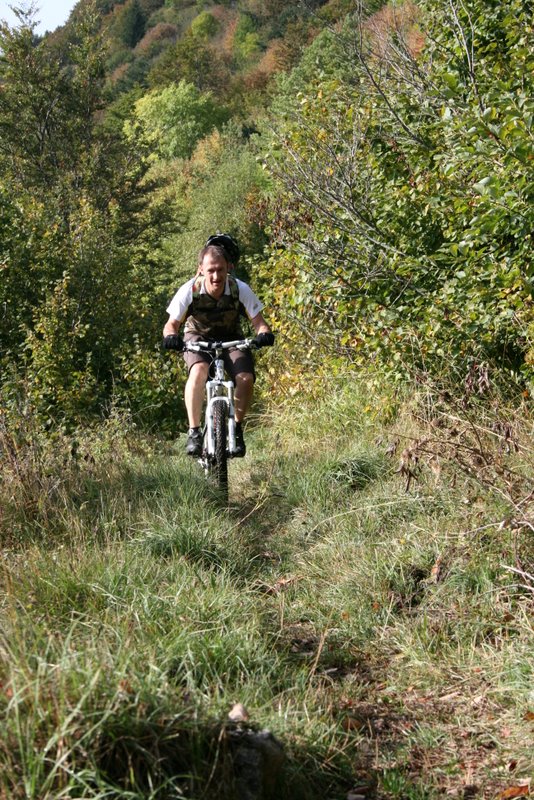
[162, 314, 186, 350]
[163, 316, 182, 337]
[164, 279, 194, 335]
[250, 312, 271, 335]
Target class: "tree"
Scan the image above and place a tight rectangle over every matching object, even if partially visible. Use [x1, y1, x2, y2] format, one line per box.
[111, 0, 146, 48]
[233, 13, 262, 65]
[0, 5, 110, 194]
[261, 0, 534, 384]
[126, 80, 230, 160]
[148, 33, 231, 93]
[190, 11, 219, 41]
[0, 7, 174, 425]
[156, 122, 268, 281]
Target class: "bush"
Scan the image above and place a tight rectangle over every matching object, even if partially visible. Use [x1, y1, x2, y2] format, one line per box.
[261, 0, 534, 388]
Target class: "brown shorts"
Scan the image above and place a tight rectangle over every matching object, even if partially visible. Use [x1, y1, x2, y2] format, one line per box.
[183, 333, 255, 382]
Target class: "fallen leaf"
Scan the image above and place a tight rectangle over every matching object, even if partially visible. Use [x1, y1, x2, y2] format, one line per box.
[228, 703, 249, 723]
[439, 690, 460, 702]
[499, 784, 530, 799]
[273, 575, 298, 592]
[523, 711, 534, 722]
[254, 575, 300, 595]
[430, 554, 442, 582]
[342, 715, 365, 732]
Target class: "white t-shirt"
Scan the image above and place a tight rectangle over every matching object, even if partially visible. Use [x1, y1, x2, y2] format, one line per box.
[166, 277, 264, 324]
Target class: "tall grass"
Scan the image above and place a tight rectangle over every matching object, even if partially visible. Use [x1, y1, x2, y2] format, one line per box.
[1, 376, 532, 798]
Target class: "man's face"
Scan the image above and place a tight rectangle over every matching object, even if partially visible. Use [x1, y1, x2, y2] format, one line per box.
[200, 253, 229, 298]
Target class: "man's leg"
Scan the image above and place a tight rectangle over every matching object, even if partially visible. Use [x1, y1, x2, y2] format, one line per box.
[225, 348, 255, 458]
[184, 362, 209, 455]
[234, 372, 254, 423]
[185, 362, 209, 427]
[232, 371, 254, 457]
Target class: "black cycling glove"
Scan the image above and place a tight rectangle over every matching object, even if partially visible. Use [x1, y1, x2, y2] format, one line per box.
[252, 332, 275, 348]
[162, 334, 184, 351]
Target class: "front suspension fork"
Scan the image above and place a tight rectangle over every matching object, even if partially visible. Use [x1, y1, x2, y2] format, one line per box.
[205, 380, 236, 456]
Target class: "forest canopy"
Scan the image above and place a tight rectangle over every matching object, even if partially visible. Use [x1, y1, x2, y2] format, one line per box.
[0, 0, 532, 430]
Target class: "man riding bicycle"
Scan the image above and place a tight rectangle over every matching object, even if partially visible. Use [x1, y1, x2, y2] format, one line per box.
[162, 234, 274, 457]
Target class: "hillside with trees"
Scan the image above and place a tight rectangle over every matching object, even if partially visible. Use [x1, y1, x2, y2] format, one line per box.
[0, 0, 532, 797]
[0, 0, 358, 428]
[0, 0, 532, 427]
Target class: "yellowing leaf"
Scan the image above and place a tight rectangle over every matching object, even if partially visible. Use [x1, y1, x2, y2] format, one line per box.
[499, 784, 530, 799]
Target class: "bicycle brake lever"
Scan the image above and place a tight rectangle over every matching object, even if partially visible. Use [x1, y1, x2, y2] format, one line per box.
[236, 340, 255, 351]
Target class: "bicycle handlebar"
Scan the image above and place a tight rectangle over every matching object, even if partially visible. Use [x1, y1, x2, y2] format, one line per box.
[183, 338, 256, 353]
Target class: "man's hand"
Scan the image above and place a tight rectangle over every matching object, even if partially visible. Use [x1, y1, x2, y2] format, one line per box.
[251, 332, 275, 348]
[162, 334, 184, 351]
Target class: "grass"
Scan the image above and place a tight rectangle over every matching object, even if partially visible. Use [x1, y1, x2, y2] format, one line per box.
[0, 374, 533, 798]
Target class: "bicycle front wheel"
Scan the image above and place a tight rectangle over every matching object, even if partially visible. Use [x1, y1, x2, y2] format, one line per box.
[213, 398, 228, 496]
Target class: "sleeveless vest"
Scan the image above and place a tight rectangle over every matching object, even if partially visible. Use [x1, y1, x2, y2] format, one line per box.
[184, 275, 244, 338]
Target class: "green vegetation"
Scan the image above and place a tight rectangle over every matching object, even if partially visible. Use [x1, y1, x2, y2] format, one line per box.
[261, 0, 534, 385]
[1, 375, 532, 796]
[125, 80, 230, 160]
[0, 0, 533, 796]
[190, 10, 219, 41]
[2, 0, 529, 428]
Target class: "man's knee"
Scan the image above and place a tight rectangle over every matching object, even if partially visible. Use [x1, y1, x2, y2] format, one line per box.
[187, 362, 209, 385]
[235, 372, 254, 389]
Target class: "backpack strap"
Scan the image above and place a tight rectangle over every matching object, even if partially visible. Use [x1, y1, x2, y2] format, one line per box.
[192, 274, 203, 299]
[228, 275, 240, 306]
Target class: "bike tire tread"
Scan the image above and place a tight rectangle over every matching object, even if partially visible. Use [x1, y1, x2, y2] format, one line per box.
[213, 399, 228, 498]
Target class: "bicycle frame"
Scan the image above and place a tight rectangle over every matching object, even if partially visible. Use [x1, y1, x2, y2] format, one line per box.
[205, 351, 237, 458]
[183, 338, 254, 466]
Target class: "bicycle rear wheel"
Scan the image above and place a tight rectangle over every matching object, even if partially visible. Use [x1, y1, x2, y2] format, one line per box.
[213, 399, 228, 498]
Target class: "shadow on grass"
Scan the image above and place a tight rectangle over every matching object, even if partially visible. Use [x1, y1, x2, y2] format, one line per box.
[1, 454, 228, 552]
[89, 708, 359, 800]
[87, 697, 434, 800]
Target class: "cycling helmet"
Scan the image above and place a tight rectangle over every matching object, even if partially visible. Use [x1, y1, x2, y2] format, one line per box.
[205, 232, 240, 264]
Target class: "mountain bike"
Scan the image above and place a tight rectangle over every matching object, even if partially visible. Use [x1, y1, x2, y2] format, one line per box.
[182, 337, 257, 500]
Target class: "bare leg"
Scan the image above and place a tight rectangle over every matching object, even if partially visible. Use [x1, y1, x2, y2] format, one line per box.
[185, 362, 209, 427]
[234, 372, 254, 423]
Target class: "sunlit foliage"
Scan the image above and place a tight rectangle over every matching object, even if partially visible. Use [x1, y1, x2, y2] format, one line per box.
[260, 0, 534, 388]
